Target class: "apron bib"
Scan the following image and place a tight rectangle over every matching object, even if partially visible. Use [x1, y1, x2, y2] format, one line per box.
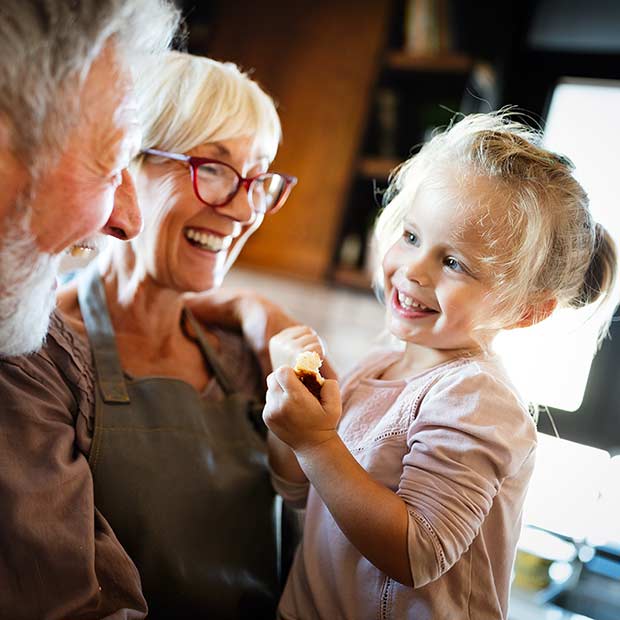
[78, 267, 280, 619]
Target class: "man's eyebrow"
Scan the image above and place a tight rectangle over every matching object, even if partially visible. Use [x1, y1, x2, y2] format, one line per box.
[95, 130, 124, 171]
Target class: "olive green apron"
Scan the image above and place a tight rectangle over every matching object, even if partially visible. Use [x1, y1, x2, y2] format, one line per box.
[78, 267, 280, 619]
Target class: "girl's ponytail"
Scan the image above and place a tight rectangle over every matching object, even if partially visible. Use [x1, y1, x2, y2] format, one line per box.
[571, 223, 618, 309]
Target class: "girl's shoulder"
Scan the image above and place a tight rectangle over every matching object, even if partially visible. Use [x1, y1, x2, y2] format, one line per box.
[419, 354, 537, 438]
[340, 347, 401, 388]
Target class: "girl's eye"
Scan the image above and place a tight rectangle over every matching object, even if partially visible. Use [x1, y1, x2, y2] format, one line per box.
[444, 256, 465, 273]
[403, 230, 419, 246]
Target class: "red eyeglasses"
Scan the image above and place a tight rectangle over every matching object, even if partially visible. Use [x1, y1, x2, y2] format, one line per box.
[143, 148, 297, 215]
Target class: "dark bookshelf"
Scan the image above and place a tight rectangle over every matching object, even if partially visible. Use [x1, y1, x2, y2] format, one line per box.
[329, 0, 477, 292]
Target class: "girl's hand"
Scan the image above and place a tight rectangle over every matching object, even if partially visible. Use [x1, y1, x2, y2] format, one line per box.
[263, 366, 342, 453]
[269, 325, 325, 371]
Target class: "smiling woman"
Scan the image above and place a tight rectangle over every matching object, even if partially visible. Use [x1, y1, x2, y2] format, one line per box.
[1, 51, 297, 620]
[58, 52, 296, 618]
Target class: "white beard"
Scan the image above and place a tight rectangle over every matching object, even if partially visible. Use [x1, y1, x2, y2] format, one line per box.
[0, 209, 60, 357]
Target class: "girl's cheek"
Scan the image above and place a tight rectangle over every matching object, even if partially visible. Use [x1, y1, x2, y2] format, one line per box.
[382, 245, 399, 274]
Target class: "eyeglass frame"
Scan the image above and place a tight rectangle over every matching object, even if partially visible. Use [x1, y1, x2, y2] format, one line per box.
[142, 148, 297, 215]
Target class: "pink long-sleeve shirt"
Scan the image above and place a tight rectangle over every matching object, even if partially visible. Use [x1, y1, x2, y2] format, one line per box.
[273, 350, 537, 620]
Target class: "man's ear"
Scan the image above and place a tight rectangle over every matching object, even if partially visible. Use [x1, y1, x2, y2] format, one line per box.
[508, 297, 558, 330]
[0, 115, 13, 152]
[0, 115, 18, 176]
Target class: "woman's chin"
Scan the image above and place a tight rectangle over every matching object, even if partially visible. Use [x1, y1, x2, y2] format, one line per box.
[173, 273, 220, 295]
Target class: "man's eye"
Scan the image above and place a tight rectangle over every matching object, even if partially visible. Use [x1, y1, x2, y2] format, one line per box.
[444, 256, 465, 273]
[110, 171, 123, 188]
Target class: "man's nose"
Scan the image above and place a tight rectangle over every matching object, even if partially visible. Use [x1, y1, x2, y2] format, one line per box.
[101, 169, 142, 240]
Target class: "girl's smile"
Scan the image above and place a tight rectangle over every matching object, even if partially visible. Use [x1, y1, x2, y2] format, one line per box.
[391, 288, 438, 318]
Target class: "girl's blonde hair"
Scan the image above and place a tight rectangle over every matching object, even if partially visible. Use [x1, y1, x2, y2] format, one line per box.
[134, 51, 281, 161]
[374, 111, 617, 332]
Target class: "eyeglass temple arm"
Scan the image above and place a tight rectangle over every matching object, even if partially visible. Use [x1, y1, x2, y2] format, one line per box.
[142, 148, 190, 163]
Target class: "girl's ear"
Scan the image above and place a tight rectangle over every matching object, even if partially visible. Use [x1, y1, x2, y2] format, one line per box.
[508, 297, 558, 329]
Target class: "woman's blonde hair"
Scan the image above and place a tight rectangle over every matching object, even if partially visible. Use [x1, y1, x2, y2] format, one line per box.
[374, 111, 618, 333]
[134, 50, 281, 160]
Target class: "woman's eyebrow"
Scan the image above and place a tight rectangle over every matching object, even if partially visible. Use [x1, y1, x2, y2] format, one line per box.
[205, 142, 231, 157]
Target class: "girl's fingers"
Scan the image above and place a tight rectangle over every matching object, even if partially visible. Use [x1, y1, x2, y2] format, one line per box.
[267, 371, 284, 393]
[273, 365, 297, 389]
[276, 325, 315, 340]
[294, 336, 322, 350]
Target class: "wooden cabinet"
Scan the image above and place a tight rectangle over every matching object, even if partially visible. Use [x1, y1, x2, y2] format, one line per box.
[193, 0, 393, 281]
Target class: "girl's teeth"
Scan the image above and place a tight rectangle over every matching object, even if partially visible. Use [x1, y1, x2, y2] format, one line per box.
[184, 228, 229, 252]
[398, 291, 429, 310]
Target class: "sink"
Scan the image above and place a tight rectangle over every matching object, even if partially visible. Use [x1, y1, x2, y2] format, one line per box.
[549, 570, 620, 620]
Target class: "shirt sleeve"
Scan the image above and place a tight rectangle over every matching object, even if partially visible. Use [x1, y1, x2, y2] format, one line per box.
[0, 358, 147, 620]
[270, 469, 310, 509]
[397, 363, 536, 588]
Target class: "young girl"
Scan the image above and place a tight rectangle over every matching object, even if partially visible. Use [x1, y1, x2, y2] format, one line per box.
[263, 112, 618, 620]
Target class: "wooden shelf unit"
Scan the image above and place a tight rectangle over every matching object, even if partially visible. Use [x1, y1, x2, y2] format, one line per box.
[385, 51, 473, 73]
[357, 156, 402, 181]
[329, 1, 476, 287]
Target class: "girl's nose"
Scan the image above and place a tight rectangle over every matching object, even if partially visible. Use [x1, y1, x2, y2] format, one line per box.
[404, 254, 431, 287]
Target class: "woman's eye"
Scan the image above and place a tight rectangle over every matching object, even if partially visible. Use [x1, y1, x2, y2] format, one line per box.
[198, 165, 221, 178]
[444, 256, 465, 273]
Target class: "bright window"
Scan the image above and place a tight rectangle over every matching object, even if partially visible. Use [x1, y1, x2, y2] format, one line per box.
[495, 78, 620, 411]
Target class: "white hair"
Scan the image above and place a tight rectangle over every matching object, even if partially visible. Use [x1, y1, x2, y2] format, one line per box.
[0, 205, 60, 357]
[0, 0, 181, 164]
[135, 51, 281, 161]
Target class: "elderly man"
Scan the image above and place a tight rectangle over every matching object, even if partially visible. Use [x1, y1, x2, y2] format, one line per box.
[0, 1, 180, 617]
[0, 0, 179, 358]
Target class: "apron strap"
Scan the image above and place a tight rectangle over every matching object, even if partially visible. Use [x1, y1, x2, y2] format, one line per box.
[182, 308, 237, 397]
[77, 264, 130, 404]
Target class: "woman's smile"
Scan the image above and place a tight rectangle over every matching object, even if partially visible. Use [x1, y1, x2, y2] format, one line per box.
[183, 226, 233, 253]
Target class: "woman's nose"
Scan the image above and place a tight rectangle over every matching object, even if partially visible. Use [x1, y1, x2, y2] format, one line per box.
[213, 187, 255, 224]
[101, 168, 142, 240]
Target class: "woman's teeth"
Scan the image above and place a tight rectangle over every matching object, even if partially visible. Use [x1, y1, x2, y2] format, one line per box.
[184, 228, 229, 252]
[398, 291, 431, 311]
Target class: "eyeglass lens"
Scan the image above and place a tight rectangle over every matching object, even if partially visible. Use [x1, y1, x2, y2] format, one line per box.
[195, 163, 287, 212]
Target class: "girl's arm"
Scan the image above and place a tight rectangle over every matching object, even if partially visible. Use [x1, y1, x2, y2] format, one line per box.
[267, 431, 306, 484]
[264, 367, 412, 586]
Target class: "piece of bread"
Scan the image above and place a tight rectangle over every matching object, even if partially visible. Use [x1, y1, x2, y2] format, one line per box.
[293, 351, 325, 399]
